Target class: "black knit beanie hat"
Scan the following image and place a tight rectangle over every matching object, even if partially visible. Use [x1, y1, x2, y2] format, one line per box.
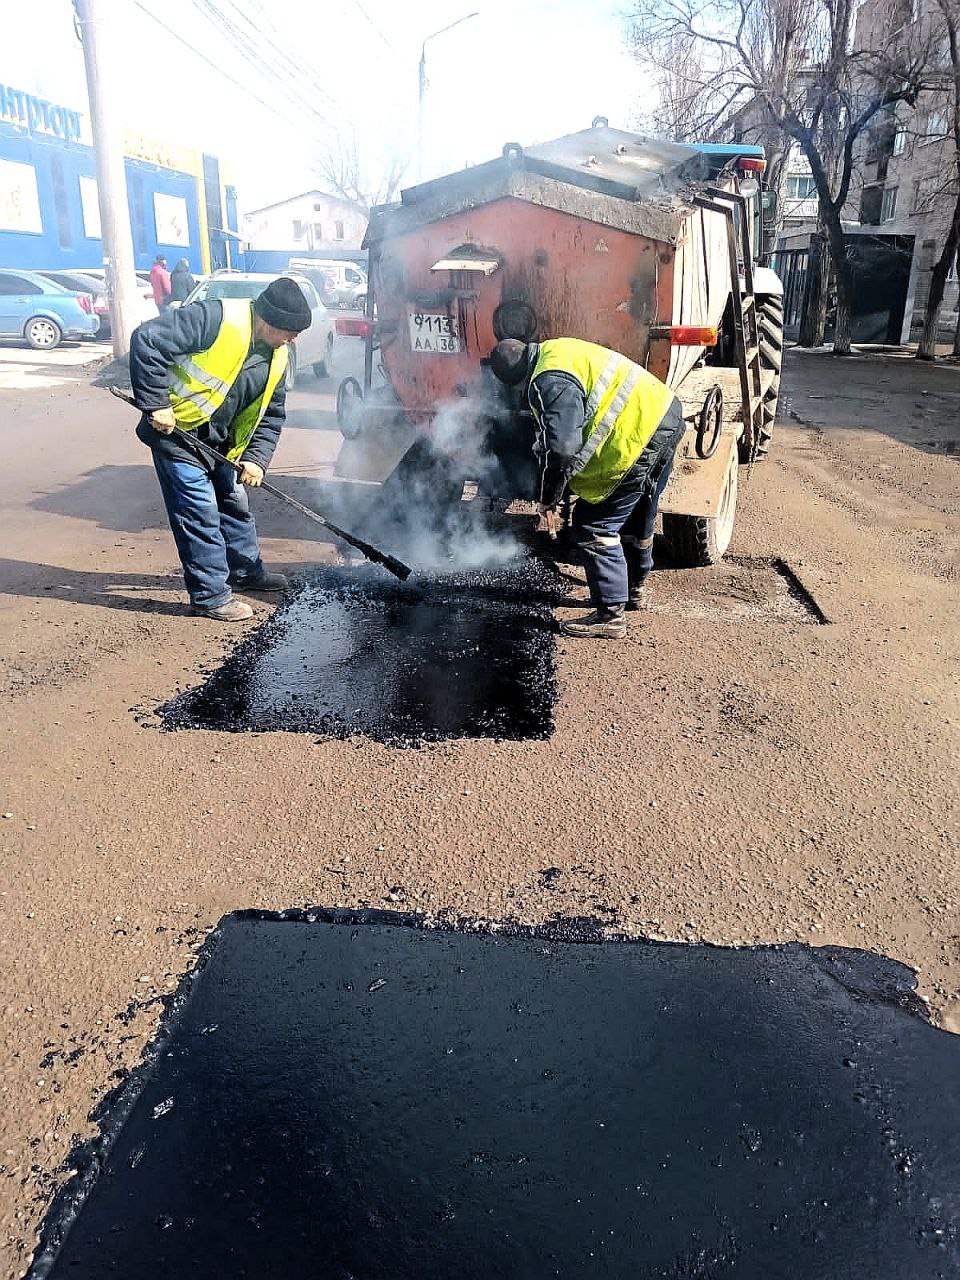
[490, 338, 533, 386]
[254, 277, 313, 332]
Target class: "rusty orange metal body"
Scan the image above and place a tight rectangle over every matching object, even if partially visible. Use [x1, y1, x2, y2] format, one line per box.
[374, 197, 677, 412]
[339, 126, 782, 570]
[359, 127, 753, 426]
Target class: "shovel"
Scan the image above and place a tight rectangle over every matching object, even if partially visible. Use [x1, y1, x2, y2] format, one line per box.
[108, 386, 412, 581]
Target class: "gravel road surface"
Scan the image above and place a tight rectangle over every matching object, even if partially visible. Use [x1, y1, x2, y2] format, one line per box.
[0, 349, 958, 1275]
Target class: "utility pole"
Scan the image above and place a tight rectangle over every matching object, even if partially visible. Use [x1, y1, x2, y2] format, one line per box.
[417, 12, 479, 182]
[73, 0, 140, 357]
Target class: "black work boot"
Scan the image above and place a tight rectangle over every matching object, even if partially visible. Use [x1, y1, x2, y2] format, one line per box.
[230, 569, 289, 593]
[560, 604, 627, 639]
[626, 581, 649, 612]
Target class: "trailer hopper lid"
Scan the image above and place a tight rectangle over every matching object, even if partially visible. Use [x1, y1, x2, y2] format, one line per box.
[364, 128, 704, 249]
[401, 128, 703, 206]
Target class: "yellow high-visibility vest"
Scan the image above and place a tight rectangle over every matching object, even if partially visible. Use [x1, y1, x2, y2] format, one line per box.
[529, 338, 676, 503]
[168, 298, 288, 462]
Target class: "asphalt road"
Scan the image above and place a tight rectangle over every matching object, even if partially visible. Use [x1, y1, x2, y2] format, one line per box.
[0, 347, 958, 1277]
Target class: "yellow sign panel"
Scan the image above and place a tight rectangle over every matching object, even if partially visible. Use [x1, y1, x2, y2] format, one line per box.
[122, 131, 201, 177]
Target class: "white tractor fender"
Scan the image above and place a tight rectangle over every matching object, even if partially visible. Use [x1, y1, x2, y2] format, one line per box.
[751, 266, 783, 297]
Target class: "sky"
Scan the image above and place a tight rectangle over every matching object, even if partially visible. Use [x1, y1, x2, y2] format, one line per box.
[1, 0, 648, 215]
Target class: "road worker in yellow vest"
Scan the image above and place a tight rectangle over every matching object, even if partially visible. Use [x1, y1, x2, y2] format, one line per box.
[490, 337, 685, 639]
[129, 278, 312, 621]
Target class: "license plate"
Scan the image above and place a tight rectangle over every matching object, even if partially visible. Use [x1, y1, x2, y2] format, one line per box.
[409, 311, 461, 354]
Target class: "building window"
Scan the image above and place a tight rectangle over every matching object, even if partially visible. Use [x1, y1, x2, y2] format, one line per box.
[293, 219, 305, 239]
[912, 176, 940, 214]
[880, 185, 898, 222]
[313, 222, 322, 240]
[785, 174, 816, 200]
[925, 111, 948, 140]
[892, 126, 906, 156]
[334, 220, 344, 240]
[313, 202, 323, 212]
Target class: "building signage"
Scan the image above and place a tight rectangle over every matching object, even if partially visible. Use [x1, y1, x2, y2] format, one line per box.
[0, 85, 82, 142]
[0, 157, 43, 233]
[154, 192, 190, 246]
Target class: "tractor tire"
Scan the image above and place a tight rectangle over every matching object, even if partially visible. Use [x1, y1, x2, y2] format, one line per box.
[753, 294, 784, 461]
[662, 449, 738, 567]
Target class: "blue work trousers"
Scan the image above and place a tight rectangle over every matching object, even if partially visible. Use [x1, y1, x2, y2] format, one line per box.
[152, 452, 263, 607]
[571, 404, 682, 607]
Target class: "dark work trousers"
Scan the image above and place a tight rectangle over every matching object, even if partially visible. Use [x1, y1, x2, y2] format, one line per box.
[152, 451, 264, 607]
[571, 400, 684, 607]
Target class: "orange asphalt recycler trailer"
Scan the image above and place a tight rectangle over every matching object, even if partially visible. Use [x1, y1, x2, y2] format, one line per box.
[335, 122, 784, 567]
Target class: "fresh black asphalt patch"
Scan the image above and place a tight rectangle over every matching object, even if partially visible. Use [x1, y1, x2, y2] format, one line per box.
[31, 911, 960, 1278]
[159, 562, 561, 744]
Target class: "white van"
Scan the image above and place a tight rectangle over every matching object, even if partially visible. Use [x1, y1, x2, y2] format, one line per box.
[289, 259, 367, 310]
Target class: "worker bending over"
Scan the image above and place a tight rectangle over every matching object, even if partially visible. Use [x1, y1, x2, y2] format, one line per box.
[130, 278, 312, 621]
[490, 337, 684, 639]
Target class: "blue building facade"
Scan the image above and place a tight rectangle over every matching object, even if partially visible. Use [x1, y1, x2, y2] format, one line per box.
[0, 83, 237, 274]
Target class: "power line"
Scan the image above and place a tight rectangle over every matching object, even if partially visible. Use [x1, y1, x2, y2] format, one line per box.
[189, 0, 336, 129]
[217, 0, 344, 109]
[351, 0, 397, 51]
[129, 0, 333, 147]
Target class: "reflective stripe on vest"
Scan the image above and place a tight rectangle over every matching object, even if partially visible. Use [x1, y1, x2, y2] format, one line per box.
[528, 338, 676, 504]
[167, 298, 288, 462]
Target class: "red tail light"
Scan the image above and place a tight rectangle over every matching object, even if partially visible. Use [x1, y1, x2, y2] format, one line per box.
[77, 293, 92, 314]
[649, 325, 719, 345]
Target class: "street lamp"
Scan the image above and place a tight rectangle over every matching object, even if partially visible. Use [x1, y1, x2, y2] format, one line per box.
[417, 12, 479, 181]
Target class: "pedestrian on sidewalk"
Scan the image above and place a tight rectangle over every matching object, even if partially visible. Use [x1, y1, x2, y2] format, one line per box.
[129, 277, 312, 620]
[489, 336, 684, 639]
[170, 258, 197, 303]
[149, 255, 172, 310]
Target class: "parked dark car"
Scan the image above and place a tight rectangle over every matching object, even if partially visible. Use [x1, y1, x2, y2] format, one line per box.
[38, 270, 111, 338]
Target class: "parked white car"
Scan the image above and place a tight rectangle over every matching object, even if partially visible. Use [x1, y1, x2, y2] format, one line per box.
[182, 271, 337, 387]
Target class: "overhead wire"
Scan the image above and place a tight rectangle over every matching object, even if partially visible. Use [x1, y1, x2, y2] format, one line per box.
[129, 0, 333, 146]
[216, 0, 345, 110]
[188, 0, 337, 129]
[350, 0, 396, 50]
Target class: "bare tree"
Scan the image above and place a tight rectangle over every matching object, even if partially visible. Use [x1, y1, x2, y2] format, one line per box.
[313, 127, 409, 215]
[916, 0, 960, 359]
[629, 0, 933, 353]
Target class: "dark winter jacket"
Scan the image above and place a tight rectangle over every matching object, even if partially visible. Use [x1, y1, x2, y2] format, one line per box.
[129, 299, 287, 472]
[525, 343, 683, 507]
[169, 264, 197, 303]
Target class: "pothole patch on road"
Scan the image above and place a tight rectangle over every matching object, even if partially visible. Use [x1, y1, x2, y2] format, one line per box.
[158, 561, 562, 744]
[649, 556, 829, 624]
[29, 910, 960, 1279]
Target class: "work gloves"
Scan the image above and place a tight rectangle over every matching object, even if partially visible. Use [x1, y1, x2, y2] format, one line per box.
[238, 460, 264, 487]
[537, 505, 561, 539]
[150, 407, 177, 435]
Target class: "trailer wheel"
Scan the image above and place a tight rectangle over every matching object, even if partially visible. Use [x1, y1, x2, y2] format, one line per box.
[662, 449, 738, 567]
[752, 295, 784, 461]
[336, 377, 364, 438]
